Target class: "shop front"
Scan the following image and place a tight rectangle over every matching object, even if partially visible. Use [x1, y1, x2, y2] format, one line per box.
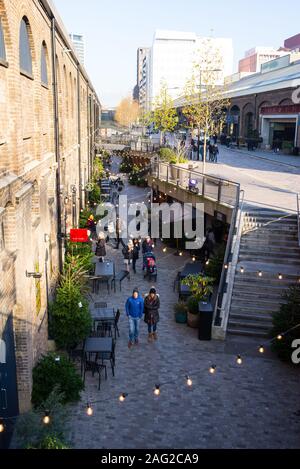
[260, 104, 300, 153]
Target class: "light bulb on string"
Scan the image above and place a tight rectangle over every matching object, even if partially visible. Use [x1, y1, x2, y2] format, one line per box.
[240, 266, 244, 274]
[179, 252, 183, 257]
[163, 247, 167, 253]
[209, 365, 216, 374]
[277, 334, 283, 341]
[86, 404, 93, 416]
[43, 412, 51, 425]
[259, 345, 265, 354]
[0, 421, 4, 433]
[224, 264, 228, 270]
[186, 376, 193, 387]
[119, 393, 128, 403]
[206, 259, 210, 266]
[278, 273, 283, 280]
[258, 271, 263, 277]
[154, 385, 161, 396]
[192, 256, 196, 262]
[236, 355, 243, 365]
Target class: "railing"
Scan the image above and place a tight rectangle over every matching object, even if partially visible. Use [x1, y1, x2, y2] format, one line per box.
[150, 161, 240, 208]
[213, 190, 245, 328]
[297, 193, 300, 248]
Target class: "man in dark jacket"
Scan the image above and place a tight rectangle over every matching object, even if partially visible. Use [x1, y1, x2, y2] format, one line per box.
[142, 236, 154, 254]
[144, 287, 160, 342]
[125, 289, 144, 348]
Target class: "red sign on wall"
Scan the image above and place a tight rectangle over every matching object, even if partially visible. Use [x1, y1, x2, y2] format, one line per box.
[70, 229, 89, 243]
[261, 104, 300, 115]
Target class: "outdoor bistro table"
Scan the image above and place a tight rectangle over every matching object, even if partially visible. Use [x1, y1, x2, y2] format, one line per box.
[92, 260, 115, 293]
[90, 307, 116, 334]
[83, 337, 113, 362]
[180, 261, 203, 279]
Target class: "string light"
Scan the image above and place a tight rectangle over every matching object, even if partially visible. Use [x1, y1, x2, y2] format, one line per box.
[258, 271, 263, 277]
[179, 252, 183, 257]
[119, 393, 128, 403]
[0, 421, 4, 433]
[278, 273, 283, 280]
[259, 345, 265, 354]
[163, 247, 167, 253]
[86, 404, 93, 416]
[209, 365, 216, 374]
[192, 256, 196, 262]
[206, 259, 210, 266]
[154, 385, 161, 396]
[43, 412, 50, 425]
[224, 264, 228, 270]
[186, 376, 193, 387]
[277, 334, 283, 341]
[240, 266, 244, 274]
[236, 355, 243, 365]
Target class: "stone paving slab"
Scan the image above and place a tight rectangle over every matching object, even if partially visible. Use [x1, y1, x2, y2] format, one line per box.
[67, 157, 300, 449]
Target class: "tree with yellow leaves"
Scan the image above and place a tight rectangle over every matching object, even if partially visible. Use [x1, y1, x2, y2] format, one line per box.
[115, 97, 139, 129]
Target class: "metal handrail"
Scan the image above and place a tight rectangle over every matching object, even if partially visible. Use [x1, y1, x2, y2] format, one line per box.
[213, 189, 245, 327]
[297, 193, 300, 248]
[151, 161, 240, 207]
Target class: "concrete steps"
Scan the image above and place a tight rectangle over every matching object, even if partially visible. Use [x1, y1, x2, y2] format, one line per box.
[227, 210, 300, 338]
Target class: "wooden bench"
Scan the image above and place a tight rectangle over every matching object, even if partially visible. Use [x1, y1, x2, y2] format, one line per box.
[111, 270, 129, 291]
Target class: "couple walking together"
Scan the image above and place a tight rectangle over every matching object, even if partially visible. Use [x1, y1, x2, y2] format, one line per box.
[125, 287, 160, 349]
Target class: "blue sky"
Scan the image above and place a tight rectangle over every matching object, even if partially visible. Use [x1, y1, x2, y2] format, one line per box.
[53, 0, 300, 108]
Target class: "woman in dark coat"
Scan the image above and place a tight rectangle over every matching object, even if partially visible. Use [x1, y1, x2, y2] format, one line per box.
[144, 287, 160, 342]
[132, 238, 140, 274]
[95, 232, 106, 262]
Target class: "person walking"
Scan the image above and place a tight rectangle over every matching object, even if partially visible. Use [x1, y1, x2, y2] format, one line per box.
[95, 232, 106, 262]
[132, 238, 140, 274]
[142, 236, 154, 255]
[87, 215, 97, 240]
[122, 240, 133, 279]
[213, 144, 219, 163]
[208, 144, 214, 162]
[126, 288, 144, 348]
[144, 287, 160, 342]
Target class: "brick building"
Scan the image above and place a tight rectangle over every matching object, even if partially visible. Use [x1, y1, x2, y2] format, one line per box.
[0, 0, 101, 420]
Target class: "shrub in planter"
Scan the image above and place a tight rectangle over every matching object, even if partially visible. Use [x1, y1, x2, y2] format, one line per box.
[32, 354, 84, 407]
[182, 274, 215, 303]
[13, 388, 71, 449]
[159, 147, 177, 162]
[174, 302, 188, 324]
[187, 295, 200, 328]
[50, 278, 92, 351]
[271, 284, 300, 363]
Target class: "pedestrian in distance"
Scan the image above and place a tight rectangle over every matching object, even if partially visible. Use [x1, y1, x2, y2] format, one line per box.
[87, 215, 97, 240]
[95, 232, 106, 262]
[126, 288, 144, 348]
[142, 236, 154, 255]
[208, 144, 214, 162]
[132, 238, 141, 274]
[122, 240, 133, 279]
[144, 287, 160, 342]
[213, 144, 219, 163]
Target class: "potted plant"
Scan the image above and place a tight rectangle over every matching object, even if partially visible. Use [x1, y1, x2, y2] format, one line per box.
[187, 296, 200, 328]
[182, 274, 215, 328]
[174, 302, 188, 324]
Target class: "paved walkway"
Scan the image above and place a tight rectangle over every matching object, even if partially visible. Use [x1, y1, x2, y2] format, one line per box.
[191, 146, 300, 212]
[68, 157, 300, 449]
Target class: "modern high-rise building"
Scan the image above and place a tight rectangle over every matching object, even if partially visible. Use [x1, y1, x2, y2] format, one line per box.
[137, 30, 233, 111]
[69, 33, 85, 65]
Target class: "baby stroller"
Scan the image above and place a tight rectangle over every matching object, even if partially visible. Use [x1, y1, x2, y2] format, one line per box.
[143, 252, 157, 281]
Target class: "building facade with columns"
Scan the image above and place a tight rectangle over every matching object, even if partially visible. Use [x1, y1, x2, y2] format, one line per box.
[0, 0, 101, 423]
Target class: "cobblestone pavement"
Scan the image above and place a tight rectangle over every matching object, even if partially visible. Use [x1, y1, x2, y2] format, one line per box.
[68, 158, 300, 449]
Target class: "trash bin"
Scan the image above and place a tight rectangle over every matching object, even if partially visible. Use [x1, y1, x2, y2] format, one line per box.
[198, 301, 214, 341]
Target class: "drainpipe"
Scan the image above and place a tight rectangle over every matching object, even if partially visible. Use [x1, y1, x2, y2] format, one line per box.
[77, 66, 82, 209]
[51, 18, 63, 273]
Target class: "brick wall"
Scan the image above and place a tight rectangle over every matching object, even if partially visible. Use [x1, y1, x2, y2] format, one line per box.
[0, 0, 100, 412]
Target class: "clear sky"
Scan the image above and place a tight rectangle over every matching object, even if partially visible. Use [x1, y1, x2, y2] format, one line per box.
[53, 0, 300, 108]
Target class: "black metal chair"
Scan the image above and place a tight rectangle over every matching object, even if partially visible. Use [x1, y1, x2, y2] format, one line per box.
[114, 309, 121, 338]
[99, 339, 116, 376]
[111, 271, 129, 291]
[173, 272, 181, 292]
[82, 352, 107, 390]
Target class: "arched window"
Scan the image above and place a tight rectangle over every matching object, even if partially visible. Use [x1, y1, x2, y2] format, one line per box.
[19, 17, 32, 76]
[41, 41, 48, 86]
[0, 17, 6, 63]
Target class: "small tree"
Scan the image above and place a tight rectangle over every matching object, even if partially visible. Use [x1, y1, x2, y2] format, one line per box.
[182, 274, 215, 302]
[183, 38, 230, 172]
[50, 276, 91, 351]
[115, 96, 139, 129]
[149, 82, 179, 146]
[271, 284, 300, 363]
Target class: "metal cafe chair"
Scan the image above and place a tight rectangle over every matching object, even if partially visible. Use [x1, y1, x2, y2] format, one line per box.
[82, 352, 107, 391]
